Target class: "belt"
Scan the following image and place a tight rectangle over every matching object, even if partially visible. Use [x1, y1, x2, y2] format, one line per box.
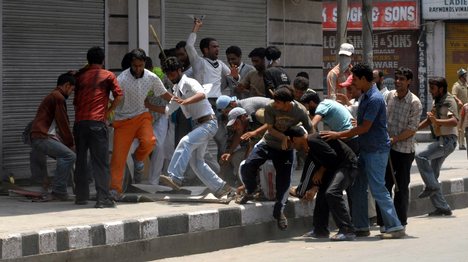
[197, 114, 216, 124]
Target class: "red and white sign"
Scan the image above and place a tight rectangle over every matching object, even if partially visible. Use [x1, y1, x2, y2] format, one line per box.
[322, 1, 419, 31]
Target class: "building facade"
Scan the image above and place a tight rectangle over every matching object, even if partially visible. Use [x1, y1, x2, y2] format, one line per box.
[0, 0, 322, 179]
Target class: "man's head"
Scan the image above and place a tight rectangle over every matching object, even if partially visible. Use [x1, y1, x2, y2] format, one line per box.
[226, 46, 242, 67]
[226, 107, 248, 130]
[284, 126, 308, 152]
[265, 46, 281, 63]
[216, 95, 238, 116]
[394, 67, 413, 95]
[350, 63, 373, 91]
[129, 48, 147, 78]
[272, 85, 294, 111]
[293, 76, 310, 100]
[373, 69, 384, 90]
[296, 71, 309, 80]
[200, 37, 219, 60]
[159, 48, 176, 66]
[248, 47, 266, 72]
[338, 43, 354, 72]
[175, 41, 190, 70]
[339, 74, 361, 100]
[299, 90, 321, 115]
[57, 71, 76, 97]
[428, 77, 448, 99]
[162, 56, 184, 84]
[457, 68, 467, 82]
[87, 46, 105, 65]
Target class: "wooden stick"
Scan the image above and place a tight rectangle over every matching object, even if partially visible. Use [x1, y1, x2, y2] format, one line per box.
[149, 24, 166, 60]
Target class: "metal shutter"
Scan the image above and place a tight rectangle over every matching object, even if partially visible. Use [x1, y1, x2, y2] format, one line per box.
[164, 0, 267, 62]
[2, 0, 105, 178]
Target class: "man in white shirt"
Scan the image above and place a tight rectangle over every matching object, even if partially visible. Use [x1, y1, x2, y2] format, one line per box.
[159, 57, 235, 199]
[110, 48, 173, 198]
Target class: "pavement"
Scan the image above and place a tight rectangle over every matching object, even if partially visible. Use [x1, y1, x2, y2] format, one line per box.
[0, 137, 467, 261]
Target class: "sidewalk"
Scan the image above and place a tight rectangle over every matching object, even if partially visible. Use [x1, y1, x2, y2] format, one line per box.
[0, 142, 467, 261]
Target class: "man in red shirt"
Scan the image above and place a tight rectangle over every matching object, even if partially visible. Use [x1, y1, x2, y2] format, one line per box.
[73, 46, 123, 208]
[30, 72, 76, 201]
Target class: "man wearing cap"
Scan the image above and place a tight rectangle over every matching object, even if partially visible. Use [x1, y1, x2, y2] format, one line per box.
[237, 86, 313, 231]
[336, 74, 362, 118]
[216, 95, 272, 117]
[220, 107, 267, 187]
[159, 57, 235, 199]
[327, 43, 354, 100]
[452, 68, 468, 150]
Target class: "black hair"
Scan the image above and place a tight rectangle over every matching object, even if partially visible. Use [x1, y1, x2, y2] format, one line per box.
[162, 56, 183, 73]
[199, 37, 217, 55]
[293, 76, 309, 92]
[429, 77, 448, 93]
[299, 90, 321, 104]
[350, 63, 373, 82]
[226, 46, 242, 57]
[130, 48, 147, 62]
[87, 46, 105, 65]
[273, 85, 294, 102]
[145, 56, 154, 70]
[296, 71, 309, 79]
[284, 125, 307, 138]
[176, 41, 187, 49]
[394, 67, 413, 81]
[57, 71, 76, 86]
[248, 47, 266, 59]
[121, 52, 132, 70]
[265, 46, 281, 61]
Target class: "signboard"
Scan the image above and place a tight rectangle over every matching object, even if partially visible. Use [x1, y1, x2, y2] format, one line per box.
[422, 0, 468, 20]
[322, 1, 419, 31]
[323, 30, 419, 95]
[445, 23, 468, 92]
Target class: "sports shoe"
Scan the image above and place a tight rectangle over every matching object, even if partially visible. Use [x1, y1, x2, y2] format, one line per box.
[109, 189, 123, 202]
[355, 230, 370, 237]
[380, 229, 406, 239]
[214, 183, 236, 199]
[276, 213, 288, 231]
[302, 229, 330, 238]
[159, 175, 181, 190]
[330, 232, 356, 241]
[417, 188, 437, 198]
[94, 198, 116, 208]
[235, 192, 254, 204]
[428, 208, 452, 216]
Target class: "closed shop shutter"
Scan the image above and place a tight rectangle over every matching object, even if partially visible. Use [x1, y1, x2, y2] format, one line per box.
[164, 0, 267, 62]
[445, 22, 468, 92]
[2, 0, 105, 178]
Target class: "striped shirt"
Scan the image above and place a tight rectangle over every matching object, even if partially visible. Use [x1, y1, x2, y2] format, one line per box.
[386, 90, 422, 153]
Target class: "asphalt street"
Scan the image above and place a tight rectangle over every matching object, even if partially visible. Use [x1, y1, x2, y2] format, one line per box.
[159, 207, 468, 262]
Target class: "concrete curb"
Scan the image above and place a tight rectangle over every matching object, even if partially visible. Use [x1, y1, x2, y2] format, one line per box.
[1, 177, 467, 261]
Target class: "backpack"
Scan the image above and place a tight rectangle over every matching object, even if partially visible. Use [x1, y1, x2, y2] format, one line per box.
[22, 121, 33, 145]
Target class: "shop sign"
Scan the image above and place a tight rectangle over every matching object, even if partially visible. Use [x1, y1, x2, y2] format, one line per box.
[323, 1, 419, 30]
[422, 0, 468, 20]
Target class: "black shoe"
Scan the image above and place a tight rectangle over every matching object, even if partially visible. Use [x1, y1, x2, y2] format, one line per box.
[428, 208, 452, 216]
[94, 198, 116, 208]
[459, 145, 466, 150]
[355, 230, 371, 237]
[46, 191, 69, 201]
[74, 199, 88, 205]
[417, 188, 438, 198]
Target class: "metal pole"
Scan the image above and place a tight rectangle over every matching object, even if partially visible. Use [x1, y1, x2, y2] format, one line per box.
[362, 0, 373, 66]
[336, 0, 348, 60]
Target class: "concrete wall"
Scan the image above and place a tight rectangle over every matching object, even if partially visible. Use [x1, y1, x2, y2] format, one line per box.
[268, 0, 323, 91]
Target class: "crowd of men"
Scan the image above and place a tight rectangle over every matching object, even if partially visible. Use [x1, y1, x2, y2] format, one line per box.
[28, 18, 466, 241]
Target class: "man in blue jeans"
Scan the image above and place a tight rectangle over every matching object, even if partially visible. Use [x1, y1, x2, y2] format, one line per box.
[30, 72, 76, 200]
[415, 77, 458, 216]
[321, 63, 405, 239]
